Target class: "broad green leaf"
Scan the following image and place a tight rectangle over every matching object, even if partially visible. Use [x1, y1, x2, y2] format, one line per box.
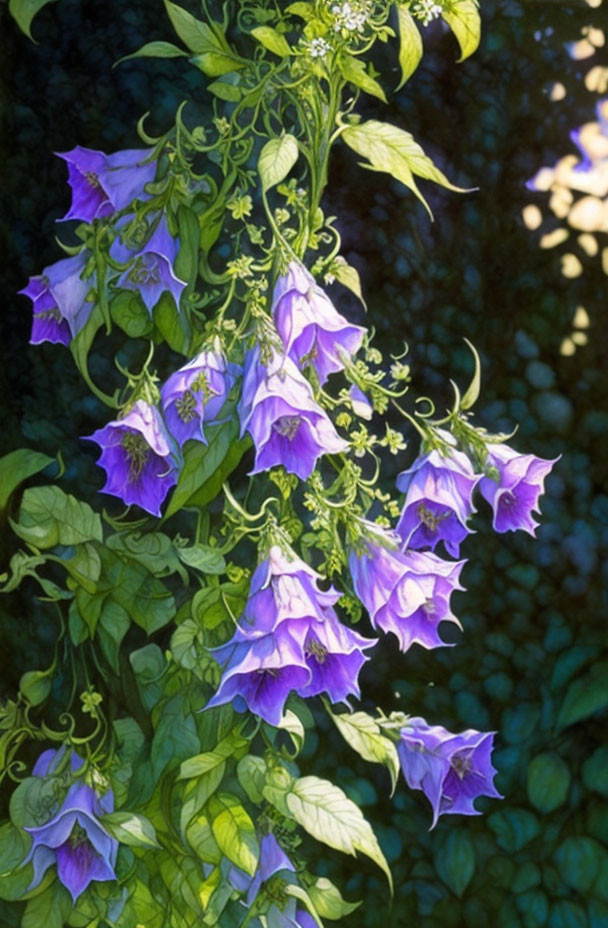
[106, 556, 175, 634]
[286, 2, 314, 19]
[151, 697, 200, 781]
[276, 709, 305, 755]
[285, 885, 323, 927]
[164, 0, 224, 54]
[174, 204, 200, 300]
[8, 0, 57, 41]
[102, 811, 160, 848]
[554, 836, 605, 893]
[171, 618, 204, 672]
[329, 256, 365, 307]
[582, 744, 608, 797]
[106, 531, 186, 580]
[251, 25, 292, 57]
[0, 448, 54, 512]
[189, 49, 245, 77]
[308, 876, 361, 920]
[434, 830, 475, 897]
[342, 119, 467, 219]
[286, 776, 392, 890]
[0, 821, 31, 876]
[527, 752, 571, 813]
[208, 793, 259, 876]
[207, 79, 242, 102]
[19, 669, 51, 706]
[11, 486, 102, 549]
[258, 135, 299, 193]
[178, 728, 248, 780]
[22, 881, 72, 928]
[153, 291, 191, 354]
[177, 543, 226, 575]
[9, 777, 59, 829]
[181, 767, 226, 835]
[488, 807, 539, 852]
[110, 290, 154, 338]
[185, 811, 222, 864]
[396, 5, 423, 89]
[237, 755, 267, 805]
[442, 0, 481, 62]
[338, 55, 387, 103]
[556, 661, 608, 730]
[116, 40, 190, 64]
[329, 710, 400, 794]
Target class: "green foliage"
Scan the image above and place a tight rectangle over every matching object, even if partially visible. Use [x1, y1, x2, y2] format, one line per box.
[8, 0, 58, 41]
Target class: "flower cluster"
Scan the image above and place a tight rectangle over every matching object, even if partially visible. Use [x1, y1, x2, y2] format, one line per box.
[206, 544, 376, 726]
[397, 717, 502, 828]
[24, 749, 118, 902]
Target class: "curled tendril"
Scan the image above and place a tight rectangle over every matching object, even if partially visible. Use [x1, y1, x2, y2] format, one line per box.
[414, 396, 436, 418]
[222, 482, 278, 524]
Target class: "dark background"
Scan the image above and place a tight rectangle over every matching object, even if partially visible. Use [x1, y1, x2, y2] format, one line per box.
[1, 1, 607, 926]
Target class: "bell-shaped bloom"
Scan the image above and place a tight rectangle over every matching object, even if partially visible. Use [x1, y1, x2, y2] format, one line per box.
[272, 262, 365, 384]
[206, 624, 312, 727]
[84, 399, 180, 517]
[225, 832, 295, 905]
[161, 346, 240, 447]
[296, 608, 375, 702]
[398, 717, 502, 828]
[56, 146, 156, 223]
[382, 549, 466, 652]
[24, 749, 118, 902]
[110, 214, 186, 314]
[206, 545, 373, 722]
[19, 252, 93, 346]
[238, 345, 348, 480]
[396, 446, 481, 557]
[479, 443, 559, 535]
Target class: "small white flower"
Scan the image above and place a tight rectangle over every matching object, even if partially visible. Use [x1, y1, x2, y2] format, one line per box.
[411, 0, 443, 26]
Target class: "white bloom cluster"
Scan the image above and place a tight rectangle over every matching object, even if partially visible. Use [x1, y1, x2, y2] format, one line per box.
[305, 36, 332, 58]
[330, 1, 369, 33]
[411, 0, 443, 26]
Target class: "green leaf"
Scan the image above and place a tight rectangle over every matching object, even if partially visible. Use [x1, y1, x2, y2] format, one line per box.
[286, 2, 314, 19]
[251, 25, 292, 57]
[8, 0, 58, 41]
[70, 303, 119, 407]
[527, 752, 571, 813]
[276, 709, 305, 755]
[102, 811, 160, 848]
[441, 0, 481, 62]
[164, 417, 246, 517]
[434, 830, 475, 897]
[106, 531, 186, 580]
[554, 836, 605, 893]
[19, 669, 51, 706]
[0, 820, 30, 875]
[11, 486, 102, 549]
[284, 885, 323, 927]
[181, 768, 226, 836]
[22, 881, 72, 928]
[556, 661, 608, 730]
[107, 556, 175, 634]
[329, 710, 400, 794]
[341, 119, 468, 219]
[164, 0, 225, 54]
[116, 40, 190, 65]
[0, 448, 54, 512]
[207, 77, 242, 102]
[338, 55, 387, 103]
[488, 807, 540, 852]
[459, 337, 481, 410]
[208, 793, 259, 876]
[178, 728, 248, 780]
[177, 543, 226, 575]
[329, 256, 366, 307]
[286, 776, 392, 891]
[153, 291, 191, 354]
[151, 693, 200, 780]
[185, 811, 222, 863]
[582, 744, 608, 798]
[110, 289, 154, 338]
[174, 205, 200, 300]
[396, 5, 423, 89]
[170, 617, 204, 672]
[237, 755, 267, 805]
[308, 876, 361, 920]
[258, 135, 299, 193]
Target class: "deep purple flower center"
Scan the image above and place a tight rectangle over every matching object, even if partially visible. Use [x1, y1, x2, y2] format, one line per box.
[176, 390, 198, 422]
[129, 256, 161, 286]
[499, 491, 516, 508]
[256, 668, 279, 678]
[273, 416, 301, 440]
[36, 306, 62, 322]
[450, 750, 473, 780]
[84, 171, 101, 190]
[422, 598, 436, 617]
[306, 638, 328, 664]
[417, 503, 450, 532]
[121, 430, 151, 480]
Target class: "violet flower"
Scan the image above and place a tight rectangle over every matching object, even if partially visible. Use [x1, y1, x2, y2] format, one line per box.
[348, 384, 373, 420]
[206, 545, 374, 724]
[225, 832, 295, 905]
[396, 444, 481, 557]
[19, 253, 93, 346]
[479, 442, 559, 535]
[238, 345, 348, 480]
[110, 214, 186, 314]
[272, 261, 365, 384]
[24, 749, 117, 902]
[84, 399, 180, 517]
[161, 346, 240, 447]
[56, 146, 156, 223]
[398, 717, 502, 828]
